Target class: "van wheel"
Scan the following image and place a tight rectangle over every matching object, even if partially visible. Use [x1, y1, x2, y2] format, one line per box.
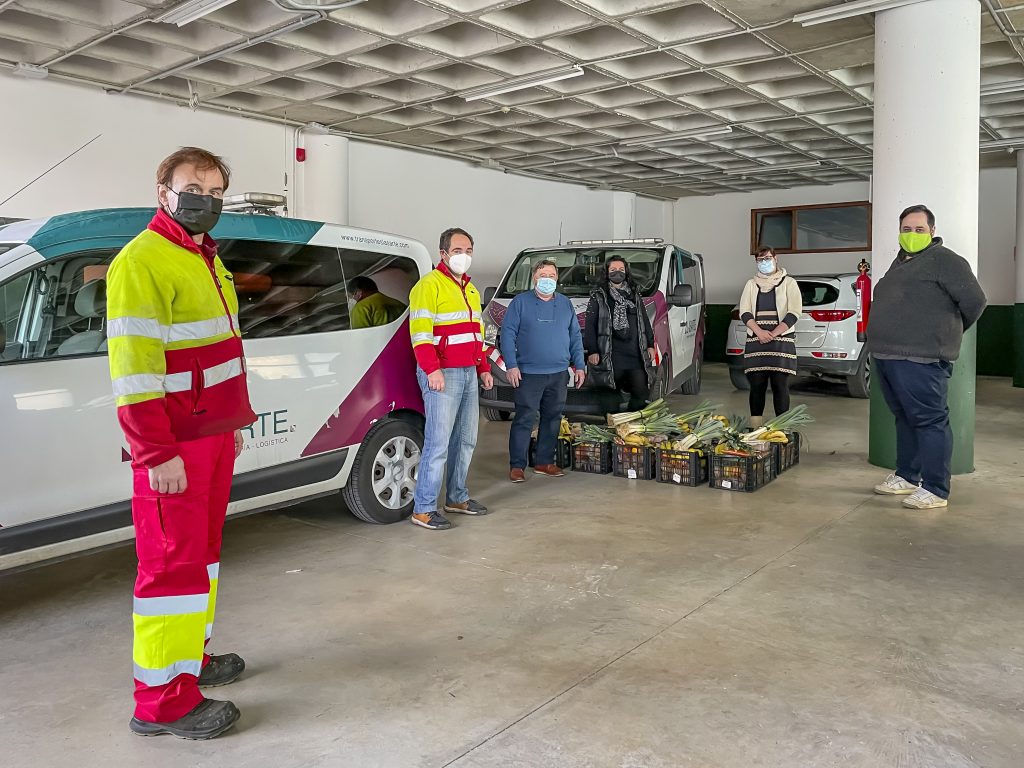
[342, 418, 422, 524]
[483, 407, 511, 422]
[680, 352, 702, 395]
[846, 355, 870, 399]
[655, 360, 671, 399]
[729, 367, 750, 391]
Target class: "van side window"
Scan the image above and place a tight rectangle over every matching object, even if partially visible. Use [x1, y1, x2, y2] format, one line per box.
[0, 249, 117, 363]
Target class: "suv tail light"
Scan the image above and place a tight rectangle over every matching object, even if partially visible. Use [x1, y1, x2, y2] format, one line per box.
[730, 309, 741, 321]
[808, 309, 856, 322]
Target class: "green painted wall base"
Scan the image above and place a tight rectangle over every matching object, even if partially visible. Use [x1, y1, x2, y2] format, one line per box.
[869, 327, 977, 474]
[1014, 303, 1024, 389]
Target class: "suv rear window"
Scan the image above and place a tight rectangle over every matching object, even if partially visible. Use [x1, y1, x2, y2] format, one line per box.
[798, 281, 840, 307]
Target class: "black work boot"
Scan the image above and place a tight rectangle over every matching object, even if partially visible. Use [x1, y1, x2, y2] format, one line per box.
[129, 698, 240, 740]
[199, 653, 246, 687]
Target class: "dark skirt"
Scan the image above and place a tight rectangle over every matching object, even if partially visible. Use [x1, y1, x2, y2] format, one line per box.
[744, 313, 798, 376]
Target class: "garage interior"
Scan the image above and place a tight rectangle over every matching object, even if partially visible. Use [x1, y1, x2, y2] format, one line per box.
[1, 0, 1024, 766]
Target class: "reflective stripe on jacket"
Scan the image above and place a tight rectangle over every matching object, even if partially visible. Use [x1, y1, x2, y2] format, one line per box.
[107, 210, 256, 467]
[408, 262, 489, 375]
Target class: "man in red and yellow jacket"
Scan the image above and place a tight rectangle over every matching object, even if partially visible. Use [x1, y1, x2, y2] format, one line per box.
[408, 228, 494, 530]
[107, 147, 255, 740]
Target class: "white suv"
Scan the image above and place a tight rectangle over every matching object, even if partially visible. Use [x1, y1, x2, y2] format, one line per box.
[725, 273, 869, 398]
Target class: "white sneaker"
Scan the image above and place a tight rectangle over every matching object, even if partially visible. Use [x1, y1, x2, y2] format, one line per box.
[902, 488, 948, 510]
[874, 473, 919, 495]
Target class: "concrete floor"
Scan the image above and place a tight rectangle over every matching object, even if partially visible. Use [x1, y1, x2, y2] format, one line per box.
[1, 364, 1022, 768]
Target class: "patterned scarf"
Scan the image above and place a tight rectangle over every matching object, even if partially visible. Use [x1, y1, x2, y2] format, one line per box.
[753, 266, 788, 292]
[608, 284, 635, 331]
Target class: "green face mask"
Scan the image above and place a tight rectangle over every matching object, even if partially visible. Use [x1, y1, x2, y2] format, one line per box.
[899, 231, 932, 254]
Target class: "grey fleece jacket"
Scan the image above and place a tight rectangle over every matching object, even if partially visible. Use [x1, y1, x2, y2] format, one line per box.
[866, 238, 987, 362]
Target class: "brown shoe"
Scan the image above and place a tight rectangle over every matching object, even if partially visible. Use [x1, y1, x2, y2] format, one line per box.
[510, 468, 526, 483]
[533, 464, 565, 477]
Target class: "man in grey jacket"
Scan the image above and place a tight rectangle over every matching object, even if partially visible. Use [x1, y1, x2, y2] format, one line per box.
[867, 204, 987, 510]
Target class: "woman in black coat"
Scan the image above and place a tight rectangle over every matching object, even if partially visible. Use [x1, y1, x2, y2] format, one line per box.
[583, 257, 656, 413]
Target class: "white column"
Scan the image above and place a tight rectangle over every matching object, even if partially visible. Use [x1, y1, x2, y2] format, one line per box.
[1015, 150, 1024, 387]
[871, 0, 980, 277]
[300, 135, 350, 225]
[868, 0, 981, 472]
[611, 191, 636, 239]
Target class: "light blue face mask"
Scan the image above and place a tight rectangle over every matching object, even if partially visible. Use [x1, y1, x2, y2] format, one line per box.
[757, 259, 776, 275]
[536, 277, 557, 296]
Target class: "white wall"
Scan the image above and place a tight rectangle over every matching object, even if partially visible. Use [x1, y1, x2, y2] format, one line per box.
[675, 172, 1017, 305]
[0, 78, 287, 216]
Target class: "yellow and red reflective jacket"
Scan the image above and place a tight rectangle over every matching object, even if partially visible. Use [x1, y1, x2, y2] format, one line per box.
[409, 261, 488, 375]
[106, 210, 256, 468]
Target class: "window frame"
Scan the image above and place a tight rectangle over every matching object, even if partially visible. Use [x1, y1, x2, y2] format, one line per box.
[750, 200, 872, 255]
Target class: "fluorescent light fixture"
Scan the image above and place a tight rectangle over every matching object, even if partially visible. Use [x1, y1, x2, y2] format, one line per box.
[11, 62, 48, 79]
[793, 0, 930, 26]
[981, 79, 1024, 97]
[724, 160, 822, 175]
[980, 138, 1024, 151]
[620, 126, 732, 147]
[157, 0, 240, 26]
[461, 65, 584, 102]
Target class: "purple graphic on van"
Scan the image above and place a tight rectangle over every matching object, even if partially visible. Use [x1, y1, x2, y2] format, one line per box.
[301, 320, 424, 457]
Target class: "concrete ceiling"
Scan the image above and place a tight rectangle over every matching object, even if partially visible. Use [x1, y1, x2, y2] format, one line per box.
[2, 0, 1024, 199]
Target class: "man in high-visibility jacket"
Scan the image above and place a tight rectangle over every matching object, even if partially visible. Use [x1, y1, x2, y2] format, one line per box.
[107, 147, 256, 740]
[408, 227, 494, 530]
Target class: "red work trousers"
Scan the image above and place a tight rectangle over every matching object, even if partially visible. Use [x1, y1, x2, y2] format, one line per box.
[131, 431, 235, 723]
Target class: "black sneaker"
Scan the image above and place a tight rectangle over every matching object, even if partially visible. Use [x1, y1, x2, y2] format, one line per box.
[199, 653, 245, 688]
[129, 698, 240, 740]
[444, 499, 490, 516]
[410, 511, 452, 530]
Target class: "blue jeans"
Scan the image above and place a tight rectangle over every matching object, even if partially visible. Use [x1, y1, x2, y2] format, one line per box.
[414, 367, 479, 513]
[874, 357, 954, 499]
[509, 372, 568, 469]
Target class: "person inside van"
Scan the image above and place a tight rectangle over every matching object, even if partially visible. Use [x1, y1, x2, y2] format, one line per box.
[738, 246, 802, 428]
[407, 227, 494, 531]
[348, 275, 406, 329]
[583, 257, 656, 414]
[106, 147, 255, 740]
[502, 259, 586, 482]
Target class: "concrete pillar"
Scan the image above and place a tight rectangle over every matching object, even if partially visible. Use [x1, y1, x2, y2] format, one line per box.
[868, 0, 981, 473]
[300, 134, 349, 225]
[611, 191, 636, 238]
[1015, 150, 1024, 388]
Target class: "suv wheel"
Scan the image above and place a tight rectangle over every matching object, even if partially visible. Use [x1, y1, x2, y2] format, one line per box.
[729, 366, 750, 391]
[846, 354, 870, 399]
[680, 351, 702, 395]
[342, 418, 422, 524]
[483, 407, 511, 422]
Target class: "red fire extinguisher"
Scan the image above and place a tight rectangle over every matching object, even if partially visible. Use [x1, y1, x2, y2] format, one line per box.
[855, 258, 872, 343]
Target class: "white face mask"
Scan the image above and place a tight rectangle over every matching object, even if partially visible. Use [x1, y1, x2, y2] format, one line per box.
[448, 252, 472, 275]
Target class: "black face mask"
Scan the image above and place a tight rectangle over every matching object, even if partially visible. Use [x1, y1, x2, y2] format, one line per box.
[167, 190, 222, 236]
[608, 271, 627, 285]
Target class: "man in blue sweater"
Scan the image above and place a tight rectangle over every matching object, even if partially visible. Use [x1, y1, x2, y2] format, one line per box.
[502, 260, 586, 482]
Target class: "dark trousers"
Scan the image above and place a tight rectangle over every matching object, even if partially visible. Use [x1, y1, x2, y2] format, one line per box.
[747, 371, 791, 417]
[615, 368, 650, 412]
[874, 357, 954, 499]
[510, 372, 568, 469]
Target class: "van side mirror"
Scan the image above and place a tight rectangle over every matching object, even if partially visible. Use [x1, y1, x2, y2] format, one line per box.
[667, 284, 693, 307]
[483, 286, 496, 307]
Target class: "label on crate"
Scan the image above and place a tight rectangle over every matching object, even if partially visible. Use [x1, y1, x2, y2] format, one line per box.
[722, 480, 733, 489]
[627, 469, 637, 479]
[672, 473, 682, 484]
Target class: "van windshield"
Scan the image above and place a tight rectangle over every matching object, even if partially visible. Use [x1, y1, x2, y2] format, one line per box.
[496, 248, 664, 299]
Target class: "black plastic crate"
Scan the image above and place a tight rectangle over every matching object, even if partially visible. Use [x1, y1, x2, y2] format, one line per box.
[655, 448, 708, 486]
[571, 441, 613, 474]
[613, 444, 655, 480]
[772, 432, 801, 473]
[709, 449, 774, 492]
[529, 436, 572, 469]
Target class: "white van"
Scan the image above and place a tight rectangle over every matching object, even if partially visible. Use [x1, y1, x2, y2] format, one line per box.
[0, 204, 431, 570]
[478, 238, 706, 419]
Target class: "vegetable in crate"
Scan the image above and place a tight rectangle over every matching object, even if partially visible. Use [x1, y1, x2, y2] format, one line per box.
[742, 404, 814, 443]
[607, 399, 667, 427]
